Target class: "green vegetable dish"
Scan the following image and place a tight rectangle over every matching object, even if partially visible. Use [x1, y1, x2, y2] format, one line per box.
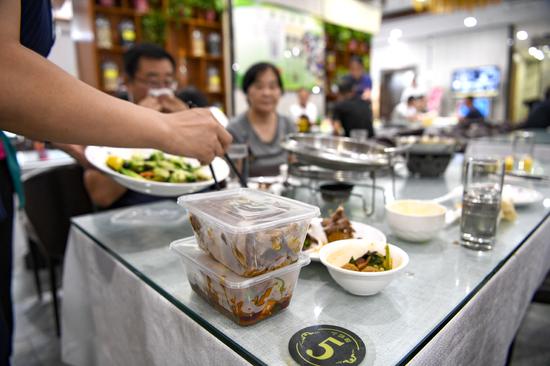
[341, 244, 392, 272]
[105, 151, 210, 183]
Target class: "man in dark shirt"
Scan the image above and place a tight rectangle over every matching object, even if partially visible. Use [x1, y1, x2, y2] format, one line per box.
[521, 88, 550, 129]
[342, 56, 373, 101]
[332, 80, 374, 138]
[2, 2, 55, 364]
[2, 4, 230, 364]
[461, 96, 484, 123]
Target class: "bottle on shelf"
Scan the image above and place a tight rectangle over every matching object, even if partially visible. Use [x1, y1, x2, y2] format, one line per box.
[95, 16, 112, 49]
[191, 29, 205, 57]
[207, 32, 221, 56]
[133, 0, 149, 13]
[119, 19, 136, 48]
[102, 60, 119, 92]
[207, 66, 221, 93]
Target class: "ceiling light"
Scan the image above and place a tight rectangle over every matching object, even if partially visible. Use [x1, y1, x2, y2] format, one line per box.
[516, 30, 528, 41]
[529, 47, 544, 61]
[390, 29, 402, 39]
[464, 17, 477, 28]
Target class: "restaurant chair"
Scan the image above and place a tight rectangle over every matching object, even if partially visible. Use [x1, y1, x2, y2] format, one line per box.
[22, 164, 93, 337]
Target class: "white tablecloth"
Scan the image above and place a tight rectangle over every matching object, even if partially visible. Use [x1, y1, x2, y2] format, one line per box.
[409, 218, 550, 365]
[61, 228, 249, 366]
[61, 215, 550, 366]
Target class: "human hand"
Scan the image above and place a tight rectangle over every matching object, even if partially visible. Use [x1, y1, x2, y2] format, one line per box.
[138, 96, 162, 111]
[158, 94, 189, 113]
[361, 88, 372, 101]
[156, 108, 232, 164]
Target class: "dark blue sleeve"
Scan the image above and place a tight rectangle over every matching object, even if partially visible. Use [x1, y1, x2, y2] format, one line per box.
[20, 0, 55, 57]
[465, 108, 483, 119]
[362, 75, 372, 90]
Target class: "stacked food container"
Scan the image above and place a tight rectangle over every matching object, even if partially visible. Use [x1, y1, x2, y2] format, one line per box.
[171, 188, 320, 325]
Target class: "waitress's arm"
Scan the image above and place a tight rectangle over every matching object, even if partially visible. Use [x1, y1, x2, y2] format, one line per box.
[0, 1, 231, 163]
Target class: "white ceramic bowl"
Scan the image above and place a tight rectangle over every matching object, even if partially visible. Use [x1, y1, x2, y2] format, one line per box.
[319, 239, 409, 296]
[385, 200, 447, 242]
[85, 146, 230, 197]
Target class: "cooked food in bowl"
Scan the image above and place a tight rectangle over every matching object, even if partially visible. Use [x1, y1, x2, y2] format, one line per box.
[320, 239, 408, 296]
[342, 244, 392, 272]
[302, 206, 355, 250]
[385, 200, 447, 242]
[106, 150, 210, 183]
[303, 206, 355, 251]
[302, 208, 387, 263]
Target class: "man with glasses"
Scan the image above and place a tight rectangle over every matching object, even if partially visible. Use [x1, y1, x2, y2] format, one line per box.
[123, 43, 189, 113]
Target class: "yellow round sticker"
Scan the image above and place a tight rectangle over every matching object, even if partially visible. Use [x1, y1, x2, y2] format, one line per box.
[288, 325, 366, 366]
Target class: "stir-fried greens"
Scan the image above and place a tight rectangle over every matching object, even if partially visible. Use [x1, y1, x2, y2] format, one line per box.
[342, 244, 392, 272]
[106, 150, 210, 183]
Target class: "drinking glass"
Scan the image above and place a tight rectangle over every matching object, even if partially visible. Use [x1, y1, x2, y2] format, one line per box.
[349, 129, 368, 142]
[460, 158, 504, 251]
[512, 131, 535, 173]
[226, 144, 248, 188]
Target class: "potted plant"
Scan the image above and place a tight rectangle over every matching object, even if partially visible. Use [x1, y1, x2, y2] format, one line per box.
[191, 0, 224, 22]
[142, 9, 166, 45]
[168, 0, 193, 19]
[337, 27, 352, 51]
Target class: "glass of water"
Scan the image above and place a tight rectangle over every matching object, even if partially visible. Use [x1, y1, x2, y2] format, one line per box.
[460, 157, 504, 251]
[512, 131, 535, 173]
[226, 144, 248, 188]
[349, 129, 368, 142]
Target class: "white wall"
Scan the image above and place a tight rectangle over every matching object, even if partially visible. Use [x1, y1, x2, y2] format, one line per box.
[370, 0, 550, 121]
[48, 19, 79, 77]
[371, 26, 509, 120]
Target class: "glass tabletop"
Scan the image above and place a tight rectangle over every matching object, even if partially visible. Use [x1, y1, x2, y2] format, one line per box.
[475, 129, 550, 145]
[71, 154, 550, 366]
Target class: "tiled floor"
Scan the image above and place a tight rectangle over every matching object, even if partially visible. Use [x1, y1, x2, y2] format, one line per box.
[11, 212, 67, 366]
[9, 212, 550, 366]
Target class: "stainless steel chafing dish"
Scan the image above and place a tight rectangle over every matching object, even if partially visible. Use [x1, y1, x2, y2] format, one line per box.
[281, 133, 409, 171]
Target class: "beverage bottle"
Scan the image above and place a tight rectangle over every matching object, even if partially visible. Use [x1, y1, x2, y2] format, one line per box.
[96, 16, 112, 49]
[119, 19, 136, 47]
[192, 29, 205, 57]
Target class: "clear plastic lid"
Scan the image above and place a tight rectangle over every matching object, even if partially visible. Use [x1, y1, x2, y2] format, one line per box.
[170, 237, 311, 288]
[177, 188, 320, 233]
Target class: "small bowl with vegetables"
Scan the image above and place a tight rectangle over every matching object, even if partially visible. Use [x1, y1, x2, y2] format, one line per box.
[85, 147, 230, 196]
[319, 239, 409, 296]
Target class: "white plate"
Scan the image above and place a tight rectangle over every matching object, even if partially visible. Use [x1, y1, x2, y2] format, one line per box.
[303, 218, 387, 262]
[502, 184, 543, 206]
[85, 146, 230, 197]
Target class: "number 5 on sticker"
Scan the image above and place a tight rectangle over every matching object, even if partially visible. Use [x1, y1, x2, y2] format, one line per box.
[306, 337, 345, 360]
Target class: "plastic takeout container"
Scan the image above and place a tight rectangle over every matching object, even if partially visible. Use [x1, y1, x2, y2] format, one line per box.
[170, 237, 310, 326]
[177, 188, 319, 277]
